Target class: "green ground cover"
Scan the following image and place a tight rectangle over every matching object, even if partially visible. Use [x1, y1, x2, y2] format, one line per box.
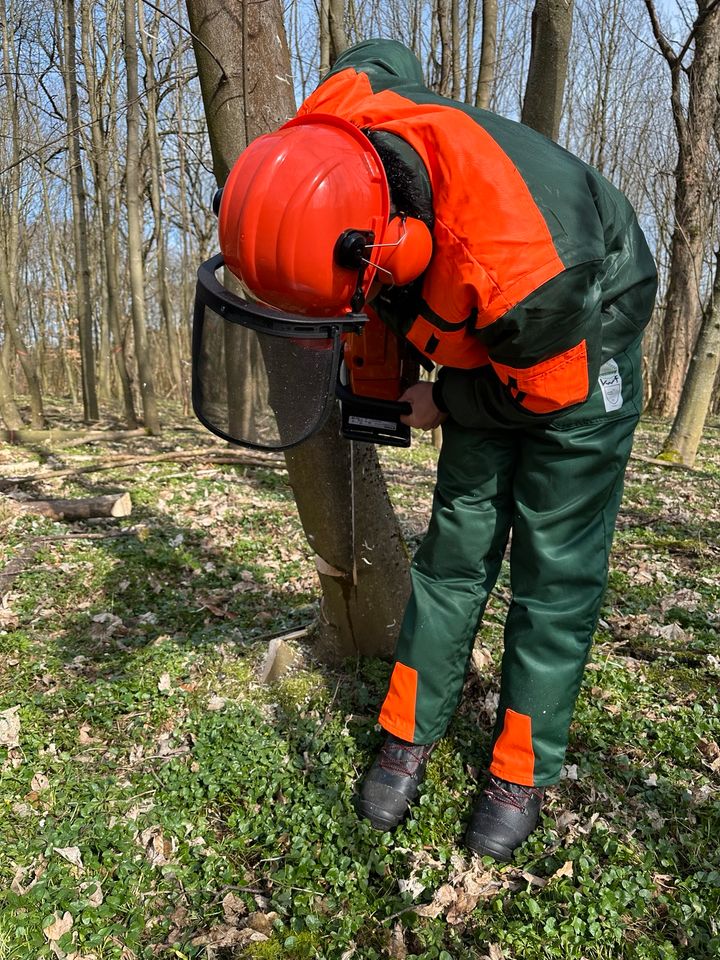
[1, 413, 719, 959]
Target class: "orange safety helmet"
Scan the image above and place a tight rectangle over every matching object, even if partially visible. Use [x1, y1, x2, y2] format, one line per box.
[218, 113, 433, 316]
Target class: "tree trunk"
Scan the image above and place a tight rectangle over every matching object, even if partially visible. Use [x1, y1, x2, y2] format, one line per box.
[645, 0, 720, 417]
[0, 0, 45, 428]
[328, 0, 348, 65]
[124, 0, 160, 434]
[79, 0, 137, 426]
[437, 0, 453, 96]
[0, 354, 23, 431]
[138, 2, 186, 409]
[465, 0, 476, 104]
[186, 0, 411, 658]
[61, 0, 99, 422]
[0, 246, 45, 428]
[319, 0, 331, 76]
[475, 0, 498, 109]
[521, 0, 575, 141]
[660, 249, 720, 466]
[450, 0, 461, 99]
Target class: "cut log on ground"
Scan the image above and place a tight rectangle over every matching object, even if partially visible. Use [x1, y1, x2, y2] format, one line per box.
[7, 492, 132, 521]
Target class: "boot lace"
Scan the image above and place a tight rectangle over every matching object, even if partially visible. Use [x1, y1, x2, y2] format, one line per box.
[379, 738, 433, 776]
[483, 775, 544, 812]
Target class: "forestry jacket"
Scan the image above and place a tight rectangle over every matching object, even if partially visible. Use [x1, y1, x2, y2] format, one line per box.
[297, 39, 658, 428]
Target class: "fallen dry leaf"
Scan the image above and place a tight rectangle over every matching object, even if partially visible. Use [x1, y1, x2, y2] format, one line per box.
[222, 892, 247, 925]
[414, 884, 454, 919]
[0, 705, 20, 747]
[80, 880, 104, 907]
[191, 925, 268, 948]
[10, 858, 47, 896]
[157, 672, 174, 694]
[550, 860, 574, 881]
[414, 864, 501, 924]
[54, 846, 84, 871]
[43, 911, 74, 941]
[78, 724, 96, 744]
[389, 921, 407, 959]
[137, 825, 175, 866]
[31, 772, 50, 793]
[519, 870, 548, 889]
[246, 911, 278, 936]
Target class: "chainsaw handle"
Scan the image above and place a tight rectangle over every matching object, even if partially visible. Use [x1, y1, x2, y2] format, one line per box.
[335, 381, 412, 417]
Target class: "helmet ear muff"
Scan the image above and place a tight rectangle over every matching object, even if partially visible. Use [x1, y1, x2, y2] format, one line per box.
[376, 215, 433, 286]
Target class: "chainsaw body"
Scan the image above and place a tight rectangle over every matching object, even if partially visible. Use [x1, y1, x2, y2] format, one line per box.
[339, 306, 419, 447]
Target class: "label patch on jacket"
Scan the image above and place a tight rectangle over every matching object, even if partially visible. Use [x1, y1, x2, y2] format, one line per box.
[599, 358, 623, 412]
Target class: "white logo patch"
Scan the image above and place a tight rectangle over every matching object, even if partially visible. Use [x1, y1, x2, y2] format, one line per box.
[598, 358, 623, 412]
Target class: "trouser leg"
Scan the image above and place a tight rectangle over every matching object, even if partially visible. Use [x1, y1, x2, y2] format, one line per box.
[379, 419, 517, 744]
[489, 342, 642, 786]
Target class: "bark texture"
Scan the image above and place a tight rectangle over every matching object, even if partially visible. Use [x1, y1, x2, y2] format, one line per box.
[661, 250, 720, 466]
[521, 0, 575, 141]
[475, 0, 497, 109]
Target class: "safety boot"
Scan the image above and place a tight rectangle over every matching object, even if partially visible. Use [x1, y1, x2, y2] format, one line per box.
[357, 734, 435, 831]
[465, 775, 545, 862]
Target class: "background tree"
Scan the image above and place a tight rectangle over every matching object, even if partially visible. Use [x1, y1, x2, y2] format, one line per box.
[124, 0, 160, 434]
[79, 0, 137, 426]
[521, 0, 575, 140]
[475, 0, 497, 108]
[61, 0, 98, 422]
[644, 0, 720, 417]
[661, 249, 720, 465]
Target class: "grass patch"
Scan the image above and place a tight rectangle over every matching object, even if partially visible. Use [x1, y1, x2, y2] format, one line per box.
[1, 414, 718, 958]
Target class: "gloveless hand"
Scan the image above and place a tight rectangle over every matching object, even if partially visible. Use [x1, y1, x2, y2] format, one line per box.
[399, 382, 448, 430]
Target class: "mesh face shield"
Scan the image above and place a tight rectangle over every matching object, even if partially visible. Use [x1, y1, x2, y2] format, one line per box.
[192, 255, 366, 450]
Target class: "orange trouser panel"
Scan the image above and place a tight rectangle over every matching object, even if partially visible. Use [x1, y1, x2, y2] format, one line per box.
[379, 662, 418, 742]
[489, 708, 535, 786]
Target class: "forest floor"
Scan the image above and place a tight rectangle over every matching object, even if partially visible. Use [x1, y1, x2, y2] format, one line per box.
[0, 404, 719, 960]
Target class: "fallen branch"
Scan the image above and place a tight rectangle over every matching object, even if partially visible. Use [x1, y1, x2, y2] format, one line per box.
[0, 448, 285, 488]
[62, 429, 149, 447]
[2, 427, 146, 445]
[630, 453, 707, 474]
[31, 529, 138, 542]
[9, 492, 132, 521]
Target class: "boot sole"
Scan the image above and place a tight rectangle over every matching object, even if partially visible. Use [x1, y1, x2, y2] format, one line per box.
[465, 830, 513, 863]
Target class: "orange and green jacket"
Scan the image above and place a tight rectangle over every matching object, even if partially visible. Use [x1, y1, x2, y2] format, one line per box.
[297, 39, 658, 427]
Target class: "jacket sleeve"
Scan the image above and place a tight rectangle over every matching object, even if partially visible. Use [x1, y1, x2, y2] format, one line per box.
[437, 260, 605, 428]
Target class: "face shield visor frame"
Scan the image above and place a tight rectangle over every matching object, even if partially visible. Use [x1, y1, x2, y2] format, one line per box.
[192, 253, 367, 451]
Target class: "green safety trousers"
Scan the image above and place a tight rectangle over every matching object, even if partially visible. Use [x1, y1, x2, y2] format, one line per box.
[379, 338, 643, 786]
